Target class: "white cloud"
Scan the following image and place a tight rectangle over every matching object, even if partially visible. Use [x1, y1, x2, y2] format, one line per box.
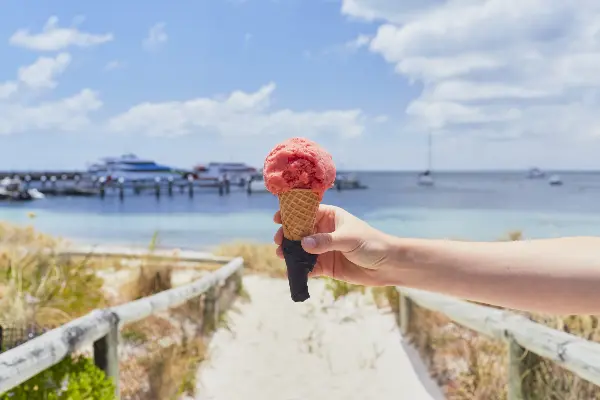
[104, 60, 124, 71]
[108, 82, 366, 138]
[0, 82, 18, 100]
[341, 0, 600, 140]
[345, 34, 372, 51]
[10, 16, 113, 51]
[0, 51, 102, 135]
[18, 53, 71, 89]
[143, 22, 168, 51]
[374, 115, 389, 124]
[0, 89, 102, 135]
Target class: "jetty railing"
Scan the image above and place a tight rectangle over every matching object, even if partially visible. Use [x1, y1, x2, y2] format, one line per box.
[397, 287, 600, 400]
[0, 251, 244, 398]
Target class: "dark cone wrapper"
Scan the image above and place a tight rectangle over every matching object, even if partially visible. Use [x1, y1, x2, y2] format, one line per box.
[282, 237, 318, 302]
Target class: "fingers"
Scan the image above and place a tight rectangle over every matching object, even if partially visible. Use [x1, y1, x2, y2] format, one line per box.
[274, 227, 283, 246]
[273, 210, 282, 224]
[275, 245, 284, 259]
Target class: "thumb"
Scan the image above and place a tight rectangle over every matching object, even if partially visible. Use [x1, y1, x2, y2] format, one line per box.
[301, 231, 361, 255]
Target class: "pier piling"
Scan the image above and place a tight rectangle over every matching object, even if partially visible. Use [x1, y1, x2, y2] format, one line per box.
[99, 177, 106, 199]
[154, 177, 161, 198]
[168, 178, 174, 196]
[118, 178, 125, 201]
[188, 176, 194, 198]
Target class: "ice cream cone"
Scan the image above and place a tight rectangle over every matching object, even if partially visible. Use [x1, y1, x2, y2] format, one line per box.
[278, 189, 320, 302]
[278, 189, 320, 241]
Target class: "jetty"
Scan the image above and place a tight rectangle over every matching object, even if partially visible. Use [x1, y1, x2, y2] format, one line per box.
[0, 171, 233, 199]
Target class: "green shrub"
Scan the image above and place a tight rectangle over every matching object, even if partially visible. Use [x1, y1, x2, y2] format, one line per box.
[0, 355, 116, 400]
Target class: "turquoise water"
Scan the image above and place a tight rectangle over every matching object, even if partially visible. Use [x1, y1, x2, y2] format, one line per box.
[3, 171, 600, 249]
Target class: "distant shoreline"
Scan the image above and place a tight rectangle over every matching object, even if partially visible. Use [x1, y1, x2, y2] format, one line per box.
[2, 168, 600, 174]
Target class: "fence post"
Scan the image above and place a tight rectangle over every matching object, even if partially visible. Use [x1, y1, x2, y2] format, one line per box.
[507, 335, 526, 400]
[202, 285, 219, 335]
[94, 323, 120, 399]
[399, 292, 412, 336]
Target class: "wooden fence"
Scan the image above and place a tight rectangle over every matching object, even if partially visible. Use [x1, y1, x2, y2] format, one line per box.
[0, 250, 244, 399]
[397, 287, 600, 400]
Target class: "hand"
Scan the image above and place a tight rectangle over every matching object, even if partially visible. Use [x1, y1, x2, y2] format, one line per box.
[273, 205, 399, 286]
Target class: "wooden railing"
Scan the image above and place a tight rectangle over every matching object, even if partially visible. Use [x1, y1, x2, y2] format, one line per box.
[0, 250, 244, 399]
[397, 287, 600, 400]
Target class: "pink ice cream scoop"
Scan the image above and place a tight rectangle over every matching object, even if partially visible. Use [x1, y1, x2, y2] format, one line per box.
[263, 137, 336, 200]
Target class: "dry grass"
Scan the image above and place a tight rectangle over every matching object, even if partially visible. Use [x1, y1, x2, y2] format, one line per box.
[146, 337, 206, 400]
[214, 241, 286, 277]
[0, 223, 220, 400]
[405, 231, 600, 400]
[0, 223, 106, 329]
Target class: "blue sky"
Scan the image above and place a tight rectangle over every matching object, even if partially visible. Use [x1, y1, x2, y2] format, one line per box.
[1, 0, 600, 171]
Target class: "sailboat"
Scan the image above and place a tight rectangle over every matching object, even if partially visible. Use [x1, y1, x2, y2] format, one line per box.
[418, 132, 434, 186]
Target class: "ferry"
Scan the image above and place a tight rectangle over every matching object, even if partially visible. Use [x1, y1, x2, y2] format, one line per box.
[194, 162, 257, 186]
[86, 154, 185, 182]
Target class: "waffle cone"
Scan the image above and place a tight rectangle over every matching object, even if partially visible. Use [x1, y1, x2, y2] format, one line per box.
[278, 189, 320, 241]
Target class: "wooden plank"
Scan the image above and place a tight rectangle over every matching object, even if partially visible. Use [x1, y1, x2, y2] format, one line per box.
[506, 335, 526, 400]
[60, 245, 235, 264]
[0, 309, 115, 394]
[202, 286, 218, 335]
[93, 324, 121, 399]
[399, 291, 412, 336]
[400, 287, 507, 339]
[0, 257, 243, 395]
[400, 287, 600, 387]
[111, 257, 243, 325]
[504, 313, 600, 386]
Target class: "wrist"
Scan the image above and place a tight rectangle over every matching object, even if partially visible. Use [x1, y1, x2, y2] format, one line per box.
[383, 235, 433, 287]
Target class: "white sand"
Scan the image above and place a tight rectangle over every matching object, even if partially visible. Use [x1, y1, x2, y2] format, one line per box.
[193, 275, 444, 400]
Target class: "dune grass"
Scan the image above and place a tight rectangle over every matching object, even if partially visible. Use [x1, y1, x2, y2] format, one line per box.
[5, 220, 600, 399]
[0, 225, 223, 399]
[213, 241, 286, 277]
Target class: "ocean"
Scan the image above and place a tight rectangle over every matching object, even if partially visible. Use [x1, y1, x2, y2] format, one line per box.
[2, 171, 600, 249]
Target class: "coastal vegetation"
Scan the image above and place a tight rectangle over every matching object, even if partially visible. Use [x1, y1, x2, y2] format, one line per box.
[0, 224, 231, 399]
[1, 222, 600, 399]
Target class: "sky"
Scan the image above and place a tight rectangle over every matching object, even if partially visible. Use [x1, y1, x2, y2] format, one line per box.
[2, 0, 600, 171]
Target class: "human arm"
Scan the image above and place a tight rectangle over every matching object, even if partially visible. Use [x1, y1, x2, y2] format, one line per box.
[387, 236, 600, 315]
[273, 206, 600, 314]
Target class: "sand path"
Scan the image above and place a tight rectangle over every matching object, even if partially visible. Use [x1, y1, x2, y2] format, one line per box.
[193, 275, 444, 400]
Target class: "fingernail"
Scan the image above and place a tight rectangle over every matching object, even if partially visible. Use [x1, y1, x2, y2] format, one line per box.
[302, 236, 317, 249]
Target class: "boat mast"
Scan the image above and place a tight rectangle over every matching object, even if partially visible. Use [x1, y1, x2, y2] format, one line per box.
[427, 132, 432, 172]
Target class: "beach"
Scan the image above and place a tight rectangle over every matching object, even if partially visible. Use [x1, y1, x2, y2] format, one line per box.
[194, 275, 443, 400]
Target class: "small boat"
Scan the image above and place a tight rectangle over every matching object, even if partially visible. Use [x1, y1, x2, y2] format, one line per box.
[335, 173, 367, 190]
[86, 154, 184, 182]
[527, 167, 545, 179]
[418, 133, 435, 186]
[0, 177, 45, 201]
[417, 170, 434, 186]
[195, 162, 257, 187]
[548, 174, 563, 186]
